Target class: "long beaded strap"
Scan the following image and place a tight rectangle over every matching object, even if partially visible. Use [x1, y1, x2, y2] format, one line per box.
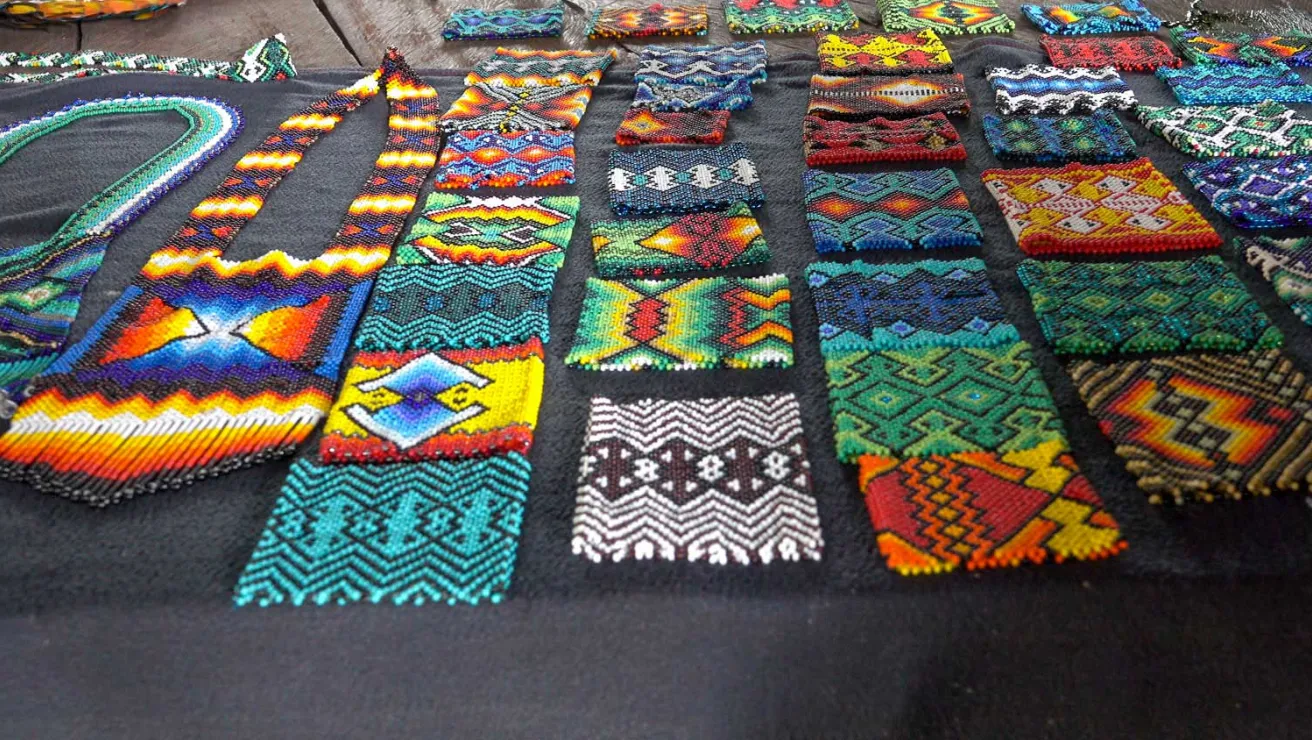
[0, 35, 296, 83]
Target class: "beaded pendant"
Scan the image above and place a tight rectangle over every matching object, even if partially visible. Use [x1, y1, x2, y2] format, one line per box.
[1040, 34, 1181, 70]
[803, 168, 982, 251]
[0, 95, 242, 405]
[985, 65, 1135, 115]
[634, 42, 768, 86]
[724, 0, 858, 35]
[816, 29, 954, 75]
[982, 110, 1136, 163]
[608, 143, 764, 216]
[878, 0, 1016, 35]
[1020, 0, 1161, 35]
[0, 34, 296, 84]
[1182, 156, 1312, 229]
[463, 47, 617, 87]
[0, 51, 440, 506]
[1136, 103, 1312, 159]
[1156, 63, 1312, 105]
[588, 4, 710, 38]
[807, 73, 971, 120]
[442, 4, 565, 41]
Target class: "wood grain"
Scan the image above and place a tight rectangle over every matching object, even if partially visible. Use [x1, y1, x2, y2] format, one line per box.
[0, 24, 78, 55]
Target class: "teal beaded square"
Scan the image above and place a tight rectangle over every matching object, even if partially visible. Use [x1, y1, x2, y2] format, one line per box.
[1016, 256, 1283, 356]
[233, 454, 531, 606]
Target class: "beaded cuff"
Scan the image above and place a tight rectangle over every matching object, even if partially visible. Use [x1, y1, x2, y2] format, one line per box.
[590, 203, 770, 277]
[616, 108, 730, 145]
[1253, 34, 1312, 67]
[398, 193, 578, 269]
[632, 78, 754, 111]
[724, 0, 859, 35]
[635, 42, 768, 86]
[464, 47, 617, 87]
[860, 444, 1126, 575]
[985, 65, 1134, 115]
[1136, 103, 1312, 159]
[1242, 236, 1312, 326]
[1183, 156, 1312, 230]
[320, 341, 545, 463]
[1068, 351, 1312, 504]
[572, 394, 823, 564]
[877, 0, 1016, 35]
[807, 73, 971, 120]
[980, 159, 1223, 256]
[815, 29, 954, 75]
[233, 454, 531, 606]
[442, 5, 565, 41]
[0, 34, 296, 84]
[1020, 0, 1160, 35]
[564, 274, 793, 371]
[1040, 34, 1181, 70]
[355, 264, 558, 350]
[803, 168, 982, 252]
[433, 130, 574, 189]
[982, 110, 1136, 163]
[1156, 63, 1312, 105]
[802, 113, 967, 166]
[439, 83, 592, 133]
[805, 258, 1019, 352]
[608, 144, 764, 216]
[825, 342, 1065, 461]
[1016, 257, 1282, 356]
[588, 4, 709, 38]
[1169, 27, 1278, 66]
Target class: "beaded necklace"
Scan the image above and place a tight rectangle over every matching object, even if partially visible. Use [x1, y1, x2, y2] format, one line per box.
[0, 35, 296, 84]
[0, 50, 440, 506]
[0, 95, 242, 404]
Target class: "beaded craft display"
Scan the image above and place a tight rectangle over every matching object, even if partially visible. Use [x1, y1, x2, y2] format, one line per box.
[724, 0, 859, 35]
[1020, 0, 1160, 35]
[1135, 103, 1312, 159]
[397, 193, 578, 269]
[980, 159, 1223, 256]
[616, 108, 730, 146]
[825, 342, 1066, 461]
[985, 65, 1134, 115]
[805, 259, 1020, 352]
[982, 110, 1136, 163]
[1040, 34, 1181, 70]
[1242, 236, 1312, 325]
[587, 4, 709, 38]
[802, 113, 967, 166]
[0, 35, 296, 84]
[608, 144, 764, 216]
[0, 95, 242, 402]
[442, 5, 565, 41]
[0, 51, 440, 506]
[1068, 351, 1312, 504]
[572, 394, 824, 564]
[590, 203, 770, 277]
[564, 274, 793, 371]
[803, 168, 982, 252]
[432, 130, 575, 189]
[1016, 257, 1283, 356]
[1182, 156, 1312, 230]
[355, 265, 558, 351]
[877, 0, 1016, 35]
[320, 341, 545, 463]
[807, 73, 971, 120]
[233, 453, 532, 606]
[632, 78, 754, 111]
[859, 444, 1126, 574]
[634, 42, 769, 86]
[463, 48, 617, 88]
[815, 29, 954, 75]
[439, 83, 592, 133]
[1156, 64, 1312, 105]
[1169, 27, 1278, 66]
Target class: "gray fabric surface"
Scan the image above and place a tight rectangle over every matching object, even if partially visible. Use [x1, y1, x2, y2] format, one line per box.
[2, 43, 1312, 738]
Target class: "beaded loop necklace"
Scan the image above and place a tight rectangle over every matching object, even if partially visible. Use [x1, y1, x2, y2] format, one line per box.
[0, 95, 243, 404]
[0, 50, 440, 506]
[0, 35, 296, 84]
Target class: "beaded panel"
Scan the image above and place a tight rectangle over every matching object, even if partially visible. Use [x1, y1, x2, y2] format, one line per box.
[807, 73, 971, 120]
[1136, 103, 1312, 159]
[635, 42, 768, 86]
[590, 203, 770, 277]
[1016, 257, 1282, 356]
[802, 113, 967, 166]
[1020, 0, 1160, 35]
[815, 29, 954, 75]
[608, 143, 764, 216]
[1182, 156, 1312, 230]
[982, 110, 1136, 163]
[724, 0, 859, 35]
[632, 78, 754, 111]
[1242, 236, 1312, 326]
[433, 130, 574, 190]
[980, 158, 1223, 257]
[320, 341, 545, 463]
[396, 193, 579, 269]
[1040, 34, 1181, 70]
[805, 258, 1019, 352]
[587, 4, 710, 38]
[1156, 64, 1312, 105]
[564, 274, 793, 371]
[1252, 34, 1312, 67]
[1169, 27, 1279, 66]
[1068, 351, 1312, 504]
[439, 83, 592, 132]
[616, 108, 730, 146]
[877, 0, 1016, 35]
[464, 47, 616, 87]
[803, 168, 982, 252]
[859, 444, 1126, 575]
[572, 394, 823, 564]
[233, 454, 531, 606]
[985, 65, 1135, 115]
[442, 5, 565, 41]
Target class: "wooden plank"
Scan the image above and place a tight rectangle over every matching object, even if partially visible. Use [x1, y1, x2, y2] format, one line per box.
[80, 0, 357, 67]
[0, 24, 78, 54]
